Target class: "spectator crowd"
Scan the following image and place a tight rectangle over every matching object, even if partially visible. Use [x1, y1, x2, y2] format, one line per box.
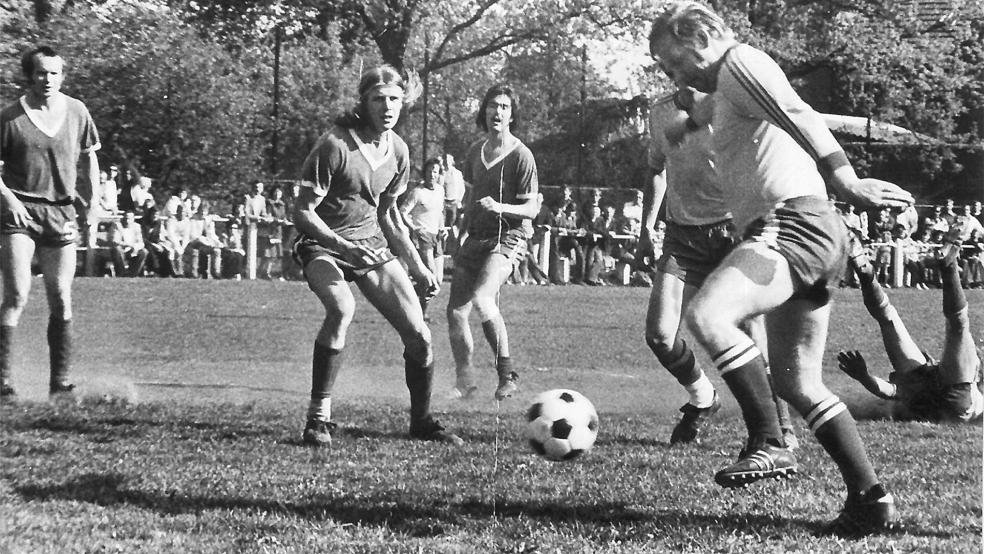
[77, 162, 982, 290]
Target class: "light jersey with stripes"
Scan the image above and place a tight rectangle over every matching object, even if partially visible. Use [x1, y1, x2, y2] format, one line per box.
[461, 137, 538, 240]
[298, 126, 410, 241]
[712, 44, 845, 231]
[403, 182, 446, 235]
[647, 93, 730, 226]
[0, 95, 100, 202]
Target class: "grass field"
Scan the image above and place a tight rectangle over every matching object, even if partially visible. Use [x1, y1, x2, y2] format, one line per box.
[1, 278, 981, 553]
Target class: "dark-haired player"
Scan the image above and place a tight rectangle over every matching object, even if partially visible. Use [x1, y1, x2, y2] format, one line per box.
[838, 239, 982, 423]
[1, 46, 101, 400]
[447, 83, 540, 401]
[292, 65, 461, 446]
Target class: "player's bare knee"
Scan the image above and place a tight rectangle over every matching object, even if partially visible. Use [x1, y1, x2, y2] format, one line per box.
[644, 328, 674, 357]
[473, 297, 499, 322]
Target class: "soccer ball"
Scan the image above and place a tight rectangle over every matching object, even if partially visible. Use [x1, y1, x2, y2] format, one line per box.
[525, 389, 599, 461]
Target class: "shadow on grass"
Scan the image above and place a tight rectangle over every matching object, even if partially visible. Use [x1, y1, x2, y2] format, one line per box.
[13, 472, 962, 540]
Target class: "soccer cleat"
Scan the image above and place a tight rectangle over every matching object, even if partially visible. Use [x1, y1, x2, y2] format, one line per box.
[49, 382, 77, 401]
[302, 419, 336, 447]
[409, 416, 464, 446]
[714, 438, 798, 489]
[818, 484, 901, 538]
[669, 392, 721, 444]
[494, 371, 519, 401]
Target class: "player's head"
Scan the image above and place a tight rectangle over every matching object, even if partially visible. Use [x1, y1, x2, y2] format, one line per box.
[22, 46, 65, 99]
[337, 65, 420, 132]
[649, 2, 735, 92]
[476, 83, 520, 133]
[423, 156, 444, 186]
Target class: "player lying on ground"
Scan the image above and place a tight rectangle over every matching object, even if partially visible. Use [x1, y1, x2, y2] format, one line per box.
[838, 238, 983, 423]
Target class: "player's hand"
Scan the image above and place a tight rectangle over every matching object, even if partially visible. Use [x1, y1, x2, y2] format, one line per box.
[410, 266, 439, 299]
[4, 195, 33, 227]
[342, 242, 386, 266]
[843, 178, 914, 209]
[633, 230, 655, 271]
[477, 196, 502, 214]
[837, 350, 870, 380]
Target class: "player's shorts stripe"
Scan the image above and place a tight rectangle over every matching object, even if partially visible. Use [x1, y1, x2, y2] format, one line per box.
[806, 396, 846, 432]
[713, 339, 760, 375]
[725, 52, 818, 161]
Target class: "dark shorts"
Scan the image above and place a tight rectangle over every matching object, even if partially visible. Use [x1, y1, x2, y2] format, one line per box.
[743, 196, 849, 306]
[0, 197, 80, 247]
[454, 228, 527, 274]
[656, 219, 736, 286]
[292, 233, 394, 282]
[891, 364, 984, 422]
[412, 229, 444, 256]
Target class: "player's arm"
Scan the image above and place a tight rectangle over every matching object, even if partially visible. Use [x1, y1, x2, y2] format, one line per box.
[476, 149, 540, 221]
[0, 172, 33, 227]
[722, 47, 913, 210]
[837, 350, 898, 400]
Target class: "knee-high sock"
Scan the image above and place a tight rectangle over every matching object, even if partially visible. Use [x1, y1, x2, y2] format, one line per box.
[712, 338, 781, 443]
[940, 255, 967, 317]
[0, 325, 13, 388]
[649, 336, 702, 387]
[404, 353, 433, 423]
[47, 318, 72, 390]
[804, 396, 879, 496]
[308, 343, 343, 421]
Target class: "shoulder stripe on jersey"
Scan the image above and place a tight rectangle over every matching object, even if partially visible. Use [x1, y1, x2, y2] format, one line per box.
[724, 50, 819, 162]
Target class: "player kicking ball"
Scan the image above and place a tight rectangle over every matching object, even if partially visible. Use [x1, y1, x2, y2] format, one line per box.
[838, 236, 983, 423]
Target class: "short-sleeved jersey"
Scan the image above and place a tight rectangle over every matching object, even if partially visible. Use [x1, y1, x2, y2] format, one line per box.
[444, 167, 466, 204]
[647, 93, 730, 226]
[299, 126, 410, 241]
[713, 44, 843, 230]
[0, 95, 100, 202]
[402, 183, 445, 235]
[462, 138, 538, 239]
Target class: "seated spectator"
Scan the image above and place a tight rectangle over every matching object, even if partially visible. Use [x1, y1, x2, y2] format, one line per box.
[220, 220, 246, 280]
[554, 202, 585, 284]
[953, 204, 984, 243]
[163, 187, 189, 219]
[145, 217, 176, 277]
[105, 211, 149, 277]
[583, 204, 616, 286]
[183, 201, 223, 278]
[620, 189, 644, 238]
[897, 225, 926, 289]
[961, 229, 984, 289]
[923, 205, 949, 235]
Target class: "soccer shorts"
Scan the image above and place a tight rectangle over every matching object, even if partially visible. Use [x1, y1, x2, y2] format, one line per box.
[743, 196, 848, 306]
[454, 228, 527, 274]
[891, 363, 984, 422]
[0, 196, 80, 247]
[656, 219, 736, 286]
[411, 229, 443, 257]
[292, 232, 394, 282]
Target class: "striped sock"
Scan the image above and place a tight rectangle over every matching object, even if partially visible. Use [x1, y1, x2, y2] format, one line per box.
[805, 396, 879, 496]
[712, 337, 781, 443]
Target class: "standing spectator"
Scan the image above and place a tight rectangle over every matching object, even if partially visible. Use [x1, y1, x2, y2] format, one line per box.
[580, 187, 603, 226]
[952, 204, 984, 243]
[164, 203, 191, 276]
[971, 200, 983, 227]
[107, 211, 148, 277]
[292, 65, 460, 446]
[872, 229, 895, 287]
[621, 189, 645, 238]
[649, 2, 912, 534]
[163, 187, 189, 219]
[281, 182, 303, 280]
[897, 224, 926, 289]
[960, 229, 984, 288]
[99, 169, 118, 215]
[244, 180, 268, 273]
[447, 83, 540, 401]
[923, 205, 949, 234]
[942, 198, 957, 227]
[442, 153, 466, 230]
[259, 185, 287, 280]
[868, 207, 894, 239]
[582, 203, 613, 285]
[129, 176, 154, 215]
[0, 46, 101, 399]
[893, 204, 918, 238]
[400, 157, 447, 319]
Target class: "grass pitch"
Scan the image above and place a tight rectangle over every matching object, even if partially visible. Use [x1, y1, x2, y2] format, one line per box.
[1, 278, 981, 553]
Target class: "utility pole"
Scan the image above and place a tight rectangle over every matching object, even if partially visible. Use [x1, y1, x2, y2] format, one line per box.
[271, 24, 282, 176]
[422, 32, 430, 169]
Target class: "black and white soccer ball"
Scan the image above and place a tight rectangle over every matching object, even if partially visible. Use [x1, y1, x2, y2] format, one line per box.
[525, 389, 599, 461]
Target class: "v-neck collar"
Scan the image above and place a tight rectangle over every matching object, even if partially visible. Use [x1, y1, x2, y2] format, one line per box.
[20, 95, 66, 138]
[480, 137, 520, 170]
[350, 128, 392, 171]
